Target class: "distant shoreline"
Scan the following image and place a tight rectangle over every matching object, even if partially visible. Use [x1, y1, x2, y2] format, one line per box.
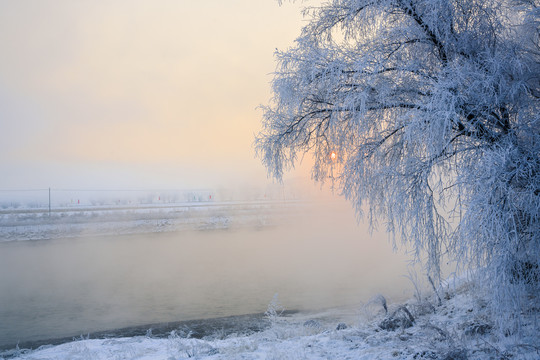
[0, 200, 307, 242]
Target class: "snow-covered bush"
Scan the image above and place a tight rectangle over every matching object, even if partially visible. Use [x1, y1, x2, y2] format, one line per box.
[265, 293, 285, 323]
[257, 0, 540, 333]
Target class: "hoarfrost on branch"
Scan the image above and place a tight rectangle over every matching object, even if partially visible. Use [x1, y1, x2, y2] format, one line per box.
[256, 0, 540, 331]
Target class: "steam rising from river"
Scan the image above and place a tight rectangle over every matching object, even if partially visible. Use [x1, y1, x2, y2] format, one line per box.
[0, 199, 413, 347]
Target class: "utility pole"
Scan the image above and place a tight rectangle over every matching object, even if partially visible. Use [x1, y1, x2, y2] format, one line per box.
[48, 187, 51, 216]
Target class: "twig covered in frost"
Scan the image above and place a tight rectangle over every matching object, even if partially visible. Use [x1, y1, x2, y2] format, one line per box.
[367, 294, 388, 314]
[428, 275, 442, 307]
[405, 266, 423, 302]
[257, 0, 540, 333]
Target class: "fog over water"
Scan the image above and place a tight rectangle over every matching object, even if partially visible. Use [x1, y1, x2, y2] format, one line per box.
[0, 199, 414, 348]
[0, 1, 431, 350]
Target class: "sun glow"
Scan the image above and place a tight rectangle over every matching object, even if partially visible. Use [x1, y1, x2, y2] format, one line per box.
[330, 151, 337, 161]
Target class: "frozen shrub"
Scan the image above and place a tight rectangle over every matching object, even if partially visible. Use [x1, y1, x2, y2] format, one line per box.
[265, 293, 284, 322]
[303, 319, 321, 328]
[379, 306, 415, 331]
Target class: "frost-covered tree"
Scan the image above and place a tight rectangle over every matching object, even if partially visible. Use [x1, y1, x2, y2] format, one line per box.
[257, 0, 540, 331]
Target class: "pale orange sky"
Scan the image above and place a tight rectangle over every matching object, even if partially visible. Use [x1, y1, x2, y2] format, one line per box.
[0, 0, 314, 189]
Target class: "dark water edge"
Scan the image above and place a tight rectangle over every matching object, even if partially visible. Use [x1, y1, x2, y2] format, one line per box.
[0, 310, 298, 354]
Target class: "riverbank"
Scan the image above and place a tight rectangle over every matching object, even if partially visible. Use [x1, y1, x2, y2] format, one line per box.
[0, 200, 304, 242]
[2, 279, 538, 360]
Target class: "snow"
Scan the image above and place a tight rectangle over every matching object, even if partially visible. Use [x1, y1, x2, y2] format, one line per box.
[3, 280, 538, 360]
[0, 200, 304, 242]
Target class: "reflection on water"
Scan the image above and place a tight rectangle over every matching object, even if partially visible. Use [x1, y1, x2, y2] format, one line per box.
[0, 200, 412, 348]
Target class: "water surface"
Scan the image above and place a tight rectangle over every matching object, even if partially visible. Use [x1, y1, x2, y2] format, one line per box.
[0, 201, 412, 349]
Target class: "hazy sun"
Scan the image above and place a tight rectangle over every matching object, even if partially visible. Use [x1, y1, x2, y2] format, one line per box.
[330, 151, 337, 161]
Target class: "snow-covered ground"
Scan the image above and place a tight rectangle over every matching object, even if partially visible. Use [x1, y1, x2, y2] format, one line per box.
[0, 200, 303, 242]
[2, 279, 538, 360]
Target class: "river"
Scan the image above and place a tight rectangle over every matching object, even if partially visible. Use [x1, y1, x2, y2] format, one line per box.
[0, 200, 412, 349]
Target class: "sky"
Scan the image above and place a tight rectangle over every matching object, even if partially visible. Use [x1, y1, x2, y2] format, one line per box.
[0, 0, 314, 190]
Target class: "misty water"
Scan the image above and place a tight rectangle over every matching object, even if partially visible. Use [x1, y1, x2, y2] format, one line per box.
[0, 201, 413, 349]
